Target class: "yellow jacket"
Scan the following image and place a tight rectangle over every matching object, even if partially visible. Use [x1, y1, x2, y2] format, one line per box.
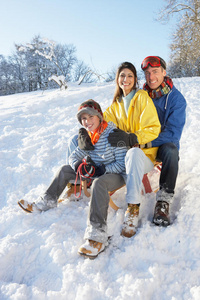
[103, 89, 161, 163]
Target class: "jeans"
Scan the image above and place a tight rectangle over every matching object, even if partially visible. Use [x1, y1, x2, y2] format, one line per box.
[125, 147, 154, 204]
[156, 143, 179, 194]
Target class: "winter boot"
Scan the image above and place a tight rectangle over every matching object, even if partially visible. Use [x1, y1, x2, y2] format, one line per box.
[18, 199, 42, 213]
[18, 196, 57, 213]
[153, 201, 170, 226]
[66, 183, 80, 197]
[58, 183, 81, 202]
[121, 203, 140, 238]
[78, 239, 105, 259]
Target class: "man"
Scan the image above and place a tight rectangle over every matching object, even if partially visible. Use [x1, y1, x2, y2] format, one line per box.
[141, 56, 186, 226]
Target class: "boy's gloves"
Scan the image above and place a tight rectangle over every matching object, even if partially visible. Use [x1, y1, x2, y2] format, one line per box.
[86, 156, 106, 177]
[78, 128, 94, 150]
[93, 164, 106, 177]
[108, 128, 138, 147]
[75, 156, 106, 178]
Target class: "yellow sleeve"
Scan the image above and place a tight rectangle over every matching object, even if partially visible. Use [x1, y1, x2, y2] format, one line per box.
[132, 91, 161, 144]
[103, 105, 119, 126]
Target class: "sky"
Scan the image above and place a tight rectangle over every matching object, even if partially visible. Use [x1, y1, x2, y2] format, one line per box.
[0, 0, 177, 75]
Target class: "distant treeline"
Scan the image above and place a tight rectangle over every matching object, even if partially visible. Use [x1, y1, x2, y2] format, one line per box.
[0, 35, 115, 96]
[1, 0, 200, 96]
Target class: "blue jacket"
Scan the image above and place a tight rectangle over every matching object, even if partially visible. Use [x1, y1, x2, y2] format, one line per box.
[151, 86, 186, 150]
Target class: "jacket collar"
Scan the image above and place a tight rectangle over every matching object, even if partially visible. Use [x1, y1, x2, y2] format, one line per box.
[117, 89, 138, 103]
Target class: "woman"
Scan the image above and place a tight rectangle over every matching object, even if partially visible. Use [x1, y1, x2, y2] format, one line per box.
[102, 62, 161, 238]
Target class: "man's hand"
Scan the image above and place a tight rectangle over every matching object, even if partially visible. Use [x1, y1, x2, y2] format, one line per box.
[139, 142, 152, 149]
[108, 128, 138, 147]
[78, 128, 94, 150]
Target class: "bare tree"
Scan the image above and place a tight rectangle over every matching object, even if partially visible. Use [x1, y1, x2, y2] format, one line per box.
[73, 60, 95, 83]
[157, 0, 200, 25]
[158, 0, 200, 77]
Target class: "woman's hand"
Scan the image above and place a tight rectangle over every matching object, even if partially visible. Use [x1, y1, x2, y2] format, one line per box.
[108, 128, 138, 147]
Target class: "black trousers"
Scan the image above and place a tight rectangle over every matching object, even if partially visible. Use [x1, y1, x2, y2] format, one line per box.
[157, 143, 179, 194]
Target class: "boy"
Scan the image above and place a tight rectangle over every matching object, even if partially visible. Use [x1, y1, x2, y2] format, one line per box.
[18, 99, 127, 258]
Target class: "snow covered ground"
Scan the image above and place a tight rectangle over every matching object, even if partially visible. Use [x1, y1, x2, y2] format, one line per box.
[0, 77, 200, 300]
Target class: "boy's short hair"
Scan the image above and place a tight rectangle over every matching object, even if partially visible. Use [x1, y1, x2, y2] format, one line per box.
[77, 99, 103, 124]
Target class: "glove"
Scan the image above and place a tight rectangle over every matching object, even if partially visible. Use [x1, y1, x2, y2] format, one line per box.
[78, 128, 94, 150]
[93, 164, 106, 177]
[75, 156, 106, 178]
[84, 156, 106, 177]
[74, 156, 95, 176]
[108, 128, 138, 147]
[75, 159, 95, 176]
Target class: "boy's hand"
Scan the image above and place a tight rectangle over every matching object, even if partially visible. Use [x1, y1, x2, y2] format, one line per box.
[75, 156, 106, 178]
[108, 128, 138, 147]
[93, 164, 106, 177]
[75, 159, 94, 176]
[85, 156, 106, 177]
[78, 128, 94, 150]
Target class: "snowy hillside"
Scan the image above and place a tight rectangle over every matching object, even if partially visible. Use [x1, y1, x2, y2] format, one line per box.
[0, 78, 200, 300]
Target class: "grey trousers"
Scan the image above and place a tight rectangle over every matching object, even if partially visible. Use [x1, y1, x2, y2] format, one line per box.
[84, 173, 125, 244]
[44, 165, 77, 202]
[45, 165, 125, 243]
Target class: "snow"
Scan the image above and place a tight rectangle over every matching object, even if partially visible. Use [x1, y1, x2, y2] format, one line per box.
[0, 77, 200, 300]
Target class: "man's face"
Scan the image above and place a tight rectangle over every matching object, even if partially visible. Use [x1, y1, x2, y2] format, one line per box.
[144, 66, 166, 90]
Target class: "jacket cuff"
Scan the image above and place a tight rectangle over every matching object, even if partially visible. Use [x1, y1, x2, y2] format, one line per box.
[139, 142, 152, 149]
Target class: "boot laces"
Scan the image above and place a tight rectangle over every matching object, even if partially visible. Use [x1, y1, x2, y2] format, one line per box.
[125, 205, 139, 223]
[156, 201, 169, 214]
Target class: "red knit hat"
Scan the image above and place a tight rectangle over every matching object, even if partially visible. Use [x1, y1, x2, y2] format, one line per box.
[77, 99, 103, 124]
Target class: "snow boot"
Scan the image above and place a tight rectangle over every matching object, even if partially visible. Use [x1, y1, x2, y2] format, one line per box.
[121, 203, 140, 238]
[18, 196, 57, 213]
[153, 201, 170, 226]
[78, 239, 105, 259]
[58, 183, 81, 202]
[18, 199, 42, 213]
[65, 183, 81, 198]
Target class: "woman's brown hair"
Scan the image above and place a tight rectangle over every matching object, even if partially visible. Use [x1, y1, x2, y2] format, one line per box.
[113, 62, 138, 103]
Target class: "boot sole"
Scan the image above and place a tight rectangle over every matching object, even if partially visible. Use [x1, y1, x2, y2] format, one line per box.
[78, 245, 106, 259]
[18, 201, 33, 213]
[78, 252, 99, 260]
[18, 200, 42, 213]
[153, 217, 170, 227]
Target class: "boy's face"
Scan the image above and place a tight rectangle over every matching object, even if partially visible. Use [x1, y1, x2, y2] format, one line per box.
[81, 113, 100, 133]
[144, 66, 166, 90]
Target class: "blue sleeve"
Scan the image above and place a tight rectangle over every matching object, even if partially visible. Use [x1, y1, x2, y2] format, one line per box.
[68, 147, 88, 170]
[105, 146, 127, 174]
[151, 89, 186, 150]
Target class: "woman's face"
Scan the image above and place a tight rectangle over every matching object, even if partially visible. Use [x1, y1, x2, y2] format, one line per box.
[118, 68, 135, 96]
